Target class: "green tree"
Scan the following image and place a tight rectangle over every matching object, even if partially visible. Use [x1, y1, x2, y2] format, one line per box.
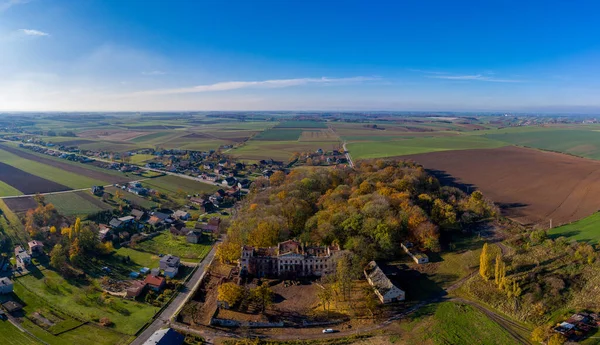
[548, 333, 566, 345]
[251, 282, 273, 313]
[479, 243, 493, 280]
[317, 285, 334, 312]
[218, 282, 244, 307]
[50, 244, 67, 271]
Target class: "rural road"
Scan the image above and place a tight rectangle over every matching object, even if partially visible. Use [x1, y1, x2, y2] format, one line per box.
[342, 142, 354, 167]
[129, 238, 220, 345]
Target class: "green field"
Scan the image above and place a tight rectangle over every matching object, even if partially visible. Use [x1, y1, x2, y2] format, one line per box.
[347, 135, 508, 160]
[253, 128, 304, 141]
[129, 154, 155, 164]
[548, 211, 600, 243]
[128, 131, 174, 143]
[0, 180, 22, 197]
[134, 232, 212, 260]
[231, 140, 340, 161]
[0, 148, 107, 189]
[275, 120, 327, 128]
[485, 129, 600, 160]
[13, 281, 131, 345]
[0, 320, 41, 345]
[427, 302, 520, 345]
[143, 175, 219, 195]
[104, 187, 158, 209]
[45, 192, 111, 216]
[15, 269, 157, 335]
[115, 247, 160, 268]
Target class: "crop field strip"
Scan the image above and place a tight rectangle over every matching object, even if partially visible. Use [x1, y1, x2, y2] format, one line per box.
[0, 143, 131, 184]
[45, 191, 112, 216]
[0, 146, 106, 190]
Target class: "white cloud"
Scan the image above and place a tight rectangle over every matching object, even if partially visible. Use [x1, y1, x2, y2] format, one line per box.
[142, 70, 166, 75]
[19, 29, 50, 37]
[428, 74, 522, 83]
[130, 76, 378, 96]
[0, 0, 28, 13]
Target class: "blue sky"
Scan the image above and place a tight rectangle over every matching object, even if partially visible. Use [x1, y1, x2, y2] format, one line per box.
[1, 0, 600, 112]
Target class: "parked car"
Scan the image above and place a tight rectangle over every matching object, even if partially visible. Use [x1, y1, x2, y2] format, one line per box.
[322, 329, 335, 334]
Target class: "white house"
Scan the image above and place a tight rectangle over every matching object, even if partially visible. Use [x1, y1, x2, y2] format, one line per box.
[364, 261, 405, 304]
[0, 277, 13, 294]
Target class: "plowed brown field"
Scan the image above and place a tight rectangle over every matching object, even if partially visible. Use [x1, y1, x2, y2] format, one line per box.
[400, 146, 600, 226]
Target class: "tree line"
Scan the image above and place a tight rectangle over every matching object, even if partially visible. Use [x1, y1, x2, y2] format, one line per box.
[218, 160, 497, 264]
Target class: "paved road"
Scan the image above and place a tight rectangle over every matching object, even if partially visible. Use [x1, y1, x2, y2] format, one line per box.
[129, 240, 220, 345]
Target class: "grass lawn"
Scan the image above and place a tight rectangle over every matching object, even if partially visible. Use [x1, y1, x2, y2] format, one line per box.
[143, 175, 219, 195]
[128, 154, 156, 164]
[104, 186, 158, 209]
[115, 247, 160, 268]
[45, 192, 111, 216]
[14, 269, 157, 335]
[0, 148, 107, 189]
[134, 232, 212, 260]
[0, 180, 22, 197]
[0, 320, 41, 345]
[347, 135, 508, 160]
[548, 211, 600, 243]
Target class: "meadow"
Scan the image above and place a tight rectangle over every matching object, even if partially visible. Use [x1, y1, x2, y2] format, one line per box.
[0, 318, 41, 345]
[44, 192, 112, 216]
[142, 175, 219, 195]
[548, 211, 600, 243]
[133, 232, 212, 260]
[15, 269, 157, 336]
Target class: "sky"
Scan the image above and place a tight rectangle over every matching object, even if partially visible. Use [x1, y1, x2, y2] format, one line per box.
[1, 0, 600, 112]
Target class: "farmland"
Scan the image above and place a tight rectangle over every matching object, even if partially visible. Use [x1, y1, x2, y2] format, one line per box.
[0, 147, 106, 190]
[400, 146, 600, 226]
[347, 135, 508, 160]
[485, 128, 600, 160]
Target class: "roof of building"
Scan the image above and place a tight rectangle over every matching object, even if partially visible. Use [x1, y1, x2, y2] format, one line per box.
[144, 275, 165, 287]
[28, 240, 43, 248]
[173, 210, 189, 218]
[164, 267, 178, 273]
[143, 328, 184, 345]
[364, 261, 401, 297]
[131, 209, 145, 218]
[118, 216, 135, 222]
[109, 218, 122, 228]
[153, 212, 170, 220]
[160, 255, 180, 266]
[0, 277, 13, 287]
